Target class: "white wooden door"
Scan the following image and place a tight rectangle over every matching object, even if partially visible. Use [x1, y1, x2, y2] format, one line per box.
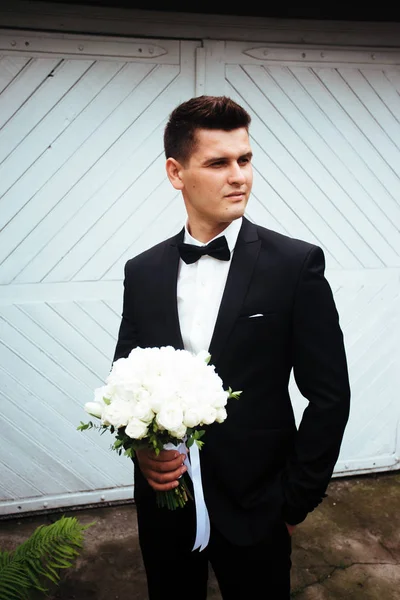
[203, 40, 400, 476]
[1, 31, 399, 517]
[0, 31, 198, 515]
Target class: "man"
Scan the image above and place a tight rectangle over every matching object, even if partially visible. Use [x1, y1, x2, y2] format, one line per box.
[113, 95, 350, 599]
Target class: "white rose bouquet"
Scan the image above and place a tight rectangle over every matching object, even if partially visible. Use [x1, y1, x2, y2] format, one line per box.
[78, 346, 241, 514]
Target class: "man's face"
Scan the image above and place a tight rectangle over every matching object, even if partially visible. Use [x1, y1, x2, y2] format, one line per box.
[173, 127, 253, 233]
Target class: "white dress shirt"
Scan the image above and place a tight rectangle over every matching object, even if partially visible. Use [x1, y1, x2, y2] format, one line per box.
[177, 217, 242, 356]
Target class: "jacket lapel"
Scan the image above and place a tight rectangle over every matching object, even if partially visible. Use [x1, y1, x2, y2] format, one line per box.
[208, 217, 260, 366]
[161, 228, 185, 350]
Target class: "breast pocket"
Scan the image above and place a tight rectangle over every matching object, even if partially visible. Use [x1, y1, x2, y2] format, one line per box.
[234, 312, 279, 343]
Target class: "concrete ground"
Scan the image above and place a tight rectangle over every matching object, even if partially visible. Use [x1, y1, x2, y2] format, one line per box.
[0, 471, 399, 599]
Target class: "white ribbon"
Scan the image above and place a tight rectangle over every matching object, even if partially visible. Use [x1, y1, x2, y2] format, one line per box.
[164, 439, 210, 551]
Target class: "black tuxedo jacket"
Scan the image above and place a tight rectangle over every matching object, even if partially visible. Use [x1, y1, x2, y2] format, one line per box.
[113, 217, 350, 546]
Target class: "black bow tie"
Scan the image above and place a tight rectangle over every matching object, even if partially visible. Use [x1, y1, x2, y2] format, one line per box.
[178, 236, 231, 264]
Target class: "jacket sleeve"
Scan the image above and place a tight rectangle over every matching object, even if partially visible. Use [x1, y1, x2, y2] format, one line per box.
[281, 245, 351, 525]
[113, 261, 140, 363]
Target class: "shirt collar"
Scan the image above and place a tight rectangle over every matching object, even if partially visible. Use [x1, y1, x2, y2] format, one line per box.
[183, 217, 242, 254]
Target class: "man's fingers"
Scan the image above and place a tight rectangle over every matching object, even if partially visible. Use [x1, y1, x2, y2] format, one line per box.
[146, 464, 188, 491]
[142, 453, 185, 473]
[149, 464, 187, 486]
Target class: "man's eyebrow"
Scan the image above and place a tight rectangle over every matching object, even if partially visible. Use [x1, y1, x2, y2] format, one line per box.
[202, 151, 253, 166]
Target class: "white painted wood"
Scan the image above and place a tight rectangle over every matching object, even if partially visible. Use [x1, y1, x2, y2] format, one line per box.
[258, 66, 400, 251]
[289, 67, 400, 197]
[0, 55, 29, 93]
[0, 18, 399, 516]
[0, 57, 59, 128]
[211, 39, 400, 480]
[0, 33, 199, 514]
[0, 65, 181, 283]
[0, 30, 180, 62]
[227, 42, 400, 67]
[0, 487, 134, 517]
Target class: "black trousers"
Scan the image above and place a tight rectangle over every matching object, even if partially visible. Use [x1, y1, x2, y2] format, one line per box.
[135, 492, 292, 600]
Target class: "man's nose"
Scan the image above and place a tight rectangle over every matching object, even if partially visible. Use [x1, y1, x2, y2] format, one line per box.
[227, 162, 246, 184]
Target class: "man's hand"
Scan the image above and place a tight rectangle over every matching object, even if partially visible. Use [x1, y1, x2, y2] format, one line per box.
[136, 447, 187, 492]
[285, 523, 296, 536]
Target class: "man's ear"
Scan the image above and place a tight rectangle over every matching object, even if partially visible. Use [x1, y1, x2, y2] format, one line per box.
[166, 157, 184, 190]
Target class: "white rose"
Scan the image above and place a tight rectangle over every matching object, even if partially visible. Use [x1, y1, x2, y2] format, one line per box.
[201, 405, 217, 425]
[183, 406, 203, 428]
[94, 385, 111, 403]
[107, 357, 142, 394]
[131, 399, 154, 424]
[85, 385, 112, 418]
[125, 417, 148, 440]
[215, 407, 227, 423]
[210, 390, 229, 409]
[149, 382, 179, 413]
[84, 401, 103, 419]
[168, 423, 187, 439]
[156, 402, 184, 432]
[102, 399, 132, 428]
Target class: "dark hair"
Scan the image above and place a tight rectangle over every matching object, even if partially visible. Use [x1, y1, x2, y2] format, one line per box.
[164, 95, 251, 163]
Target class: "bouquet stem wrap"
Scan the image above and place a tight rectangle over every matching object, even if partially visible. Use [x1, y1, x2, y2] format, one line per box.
[164, 440, 210, 551]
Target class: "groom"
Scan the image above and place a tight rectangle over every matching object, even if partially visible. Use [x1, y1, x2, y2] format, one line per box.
[113, 95, 351, 599]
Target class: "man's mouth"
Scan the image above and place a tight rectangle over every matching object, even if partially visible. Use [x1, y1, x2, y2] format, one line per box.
[226, 191, 246, 198]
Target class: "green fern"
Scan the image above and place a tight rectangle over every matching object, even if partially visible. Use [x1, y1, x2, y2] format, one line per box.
[0, 515, 95, 600]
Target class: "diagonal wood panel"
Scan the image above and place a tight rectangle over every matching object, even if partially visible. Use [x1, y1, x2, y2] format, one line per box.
[0, 55, 30, 93]
[223, 44, 400, 476]
[0, 37, 199, 513]
[227, 64, 400, 268]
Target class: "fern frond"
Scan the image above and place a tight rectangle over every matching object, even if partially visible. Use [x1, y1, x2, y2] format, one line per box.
[0, 556, 32, 600]
[0, 516, 95, 598]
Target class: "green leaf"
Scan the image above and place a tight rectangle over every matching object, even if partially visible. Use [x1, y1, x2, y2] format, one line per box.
[228, 388, 242, 400]
[77, 421, 93, 431]
[0, 516, 95, 598]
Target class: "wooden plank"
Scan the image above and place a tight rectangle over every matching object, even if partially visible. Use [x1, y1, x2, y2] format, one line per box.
[0, 56, 59, 127]
[0, 281, 122, 305]
[0, 377, 131, 487]
[0, 420, 71, 495]
[314, 67, 400, 178]
[226, 71, 365, 268]
[1, 64, 178, 284]
[0, 458, 38, 499]
[0, 58, 93, 171]
[47, 302, 115, 366]
[338, 67, 400, 151]
[0, 304, 101, 389]
[227, 65, 394, 268]
[290, 66, 400, 200]
[251, 144, 339, 267]
[0, 59, 134, 274]
[76, 300, 120, 339]
[361, 68, 400, 125]
[73, 155, 169, 280]
[0, 315, 92, 412]
[0, 55, 29, 94]
[104, 193, 187, 280]
[0, 364, 131, 487]
[257, 65, 400, 258]
[17, 68, 181, 283]
[5, 302, 112, 377]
